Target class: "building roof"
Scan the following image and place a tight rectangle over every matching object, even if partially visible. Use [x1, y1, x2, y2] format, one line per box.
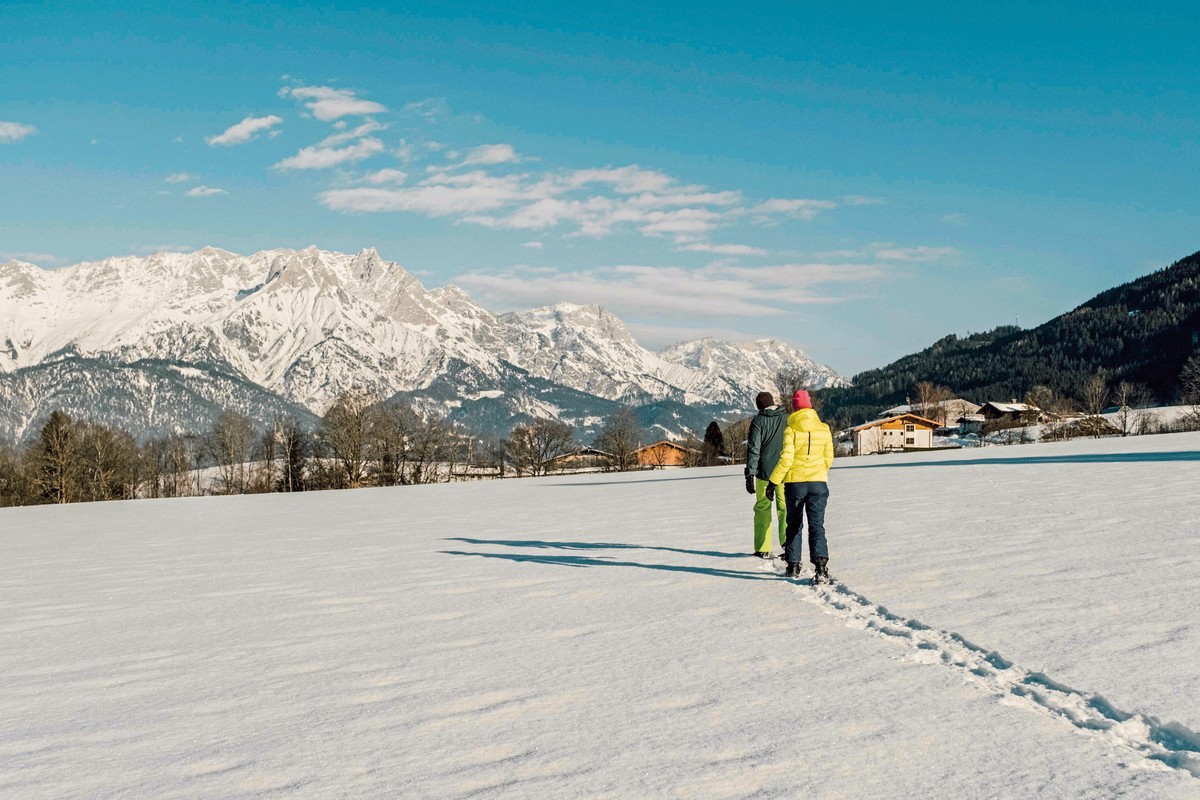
[634, 440, 699, 454]
[876, 399, 982, 419]
[851, 413, 942, 432]
[980, 401, 1038, 414]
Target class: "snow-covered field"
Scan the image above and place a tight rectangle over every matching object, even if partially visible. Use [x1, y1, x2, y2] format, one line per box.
[3, 433, 1199, 798]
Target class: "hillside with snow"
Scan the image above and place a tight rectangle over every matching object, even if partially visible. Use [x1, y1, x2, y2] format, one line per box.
[0, 248, 845, 440]
[3, 432, 1199, 798]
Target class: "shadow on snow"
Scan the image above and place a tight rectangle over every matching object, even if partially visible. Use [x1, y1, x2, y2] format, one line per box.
[441, 537, 777, 581]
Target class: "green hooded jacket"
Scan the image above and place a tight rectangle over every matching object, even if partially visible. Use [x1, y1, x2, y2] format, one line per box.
[745, 406, 789, 481]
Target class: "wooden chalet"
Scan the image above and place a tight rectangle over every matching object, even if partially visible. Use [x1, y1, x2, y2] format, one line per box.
[545, 447, 613, 471]
[979, 401, 1040, 424]
[634, 440, 698, 468]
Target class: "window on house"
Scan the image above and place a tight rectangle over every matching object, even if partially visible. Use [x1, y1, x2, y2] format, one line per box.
[905, 437, 915, 446]
[904, 424, 915, 433]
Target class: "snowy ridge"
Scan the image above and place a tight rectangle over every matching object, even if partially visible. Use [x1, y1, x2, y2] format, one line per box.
[782, 568, 1200, 780]
[1, 248, 844, 435]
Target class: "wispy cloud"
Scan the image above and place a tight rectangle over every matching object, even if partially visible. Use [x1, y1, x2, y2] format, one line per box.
[751, 198, 838, 220]
[455, 260, 889, 318]
[281, 85, 387, 120]
[275, 137, 385, 170]
[403, 98, 449, 120]
[0, 122, 37, 143]
[206, 114, 283, 146]
[459, 143, 521, 166]
[522, 241, 544, 249]
[164, 173, 196, 184]
[362, 168, 408, 185]
[185, 185, 227, 197]
[874, 245, 958, 262]
[318, 119, 386, 147]
[680, 242, 768, 256]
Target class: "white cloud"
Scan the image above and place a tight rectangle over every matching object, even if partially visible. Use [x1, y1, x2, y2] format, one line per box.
[0, 122, 37, 143]
[206, 114, 283, 146]
[680, 242, 768, 256]
[274, 137, 385, 170]
[939, 213, 969, 226]
[186, 185, 227, 197]
[565, 166, 675, 194]
[460, 143, 521, 166]
[522, 241, 544, 249]
[403, 98, 449, 120]
[281, 85, 387, 120]
[874, 245, 959, 262]
[455, 260, 888, 319]
[362, 168, 408, 185]
[319, 119, 385, 147]
[752, 198, 838, 220]
[164, 173, 196, 183]
[321, 174, 524, 215]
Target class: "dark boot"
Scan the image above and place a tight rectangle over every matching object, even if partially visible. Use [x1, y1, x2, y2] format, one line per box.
[786, 562, 801, 578]
[813, 557, 830, 584]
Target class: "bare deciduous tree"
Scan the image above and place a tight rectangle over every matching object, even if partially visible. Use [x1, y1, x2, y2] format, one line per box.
[34, 411, 80, 504]
[207, 409, 257, 494]
[508, 419, 575, 477]
[913, 382, 954, 424]
[1111, 381, 1151, 436]
[370, 401, 416, 486]
[721, 417, 751, 464]
[408, 412, 456, 484]
[594, 407, 643, 472]
[1080, 374, 1110, 421]
[320, 389, 379, 489]
[775, 366, 816, 411]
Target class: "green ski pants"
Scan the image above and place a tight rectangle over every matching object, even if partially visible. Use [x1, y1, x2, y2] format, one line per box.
[753, 477, 787, 553]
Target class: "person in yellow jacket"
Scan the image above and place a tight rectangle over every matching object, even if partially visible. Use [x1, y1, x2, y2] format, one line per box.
[766, 390, 835, 582]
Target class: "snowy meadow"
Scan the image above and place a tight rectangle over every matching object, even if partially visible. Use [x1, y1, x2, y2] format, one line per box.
[3, 433, 1200, 798]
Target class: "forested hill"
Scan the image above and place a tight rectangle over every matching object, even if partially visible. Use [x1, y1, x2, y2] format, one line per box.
[819, 251, 1200, 425]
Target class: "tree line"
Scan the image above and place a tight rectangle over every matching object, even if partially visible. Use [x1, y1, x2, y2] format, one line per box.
[0, 389, 751, 509]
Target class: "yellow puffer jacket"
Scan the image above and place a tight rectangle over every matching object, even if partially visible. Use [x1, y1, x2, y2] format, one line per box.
[768, 408, 834, 484]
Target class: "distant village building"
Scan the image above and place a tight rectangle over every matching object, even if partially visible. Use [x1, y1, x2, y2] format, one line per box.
[545, 447, 612, 471]
[957, 414, 986, 435]
[877, 399, 981, 427]
[979, 401, 1040, 424]
[635, 440, 697, 468]
[851, 413, 940, 455]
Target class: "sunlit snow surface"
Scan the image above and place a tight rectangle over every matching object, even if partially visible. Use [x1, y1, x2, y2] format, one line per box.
[3, 433, 1200, 798]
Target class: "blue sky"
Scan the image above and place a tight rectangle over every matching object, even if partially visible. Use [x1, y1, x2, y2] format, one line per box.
[2, 1, 1198, 375]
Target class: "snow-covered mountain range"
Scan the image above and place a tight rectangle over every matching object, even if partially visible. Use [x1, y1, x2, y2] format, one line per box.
[0, 247, 846, 441]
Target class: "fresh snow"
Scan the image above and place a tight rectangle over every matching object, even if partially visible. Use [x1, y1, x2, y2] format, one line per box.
[3, 432, 1199, 798]
[0, 248, 842, 415]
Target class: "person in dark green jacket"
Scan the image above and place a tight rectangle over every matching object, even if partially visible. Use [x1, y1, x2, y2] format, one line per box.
[744, 391, 788, 557]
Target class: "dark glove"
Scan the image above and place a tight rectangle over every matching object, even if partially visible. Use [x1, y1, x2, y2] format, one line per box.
[765, 482, 777, 502]
[745, 474, 756, 494]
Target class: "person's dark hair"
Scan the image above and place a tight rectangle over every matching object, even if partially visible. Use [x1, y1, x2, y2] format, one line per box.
[755, 391, 774, 410]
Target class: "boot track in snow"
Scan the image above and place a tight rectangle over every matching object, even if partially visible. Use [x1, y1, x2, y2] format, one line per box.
[764, 558, 1200, 781]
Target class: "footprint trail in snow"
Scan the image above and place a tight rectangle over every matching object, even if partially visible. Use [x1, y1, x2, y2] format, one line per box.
[764, 559, 1200, 781]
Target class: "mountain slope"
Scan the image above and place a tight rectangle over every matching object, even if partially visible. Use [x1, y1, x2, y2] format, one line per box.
[0, 247, 844, 440]
[819, 251, 1200, 424]
[0, 357, 319, 444]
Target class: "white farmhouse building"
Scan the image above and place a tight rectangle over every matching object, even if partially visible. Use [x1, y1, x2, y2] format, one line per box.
[851, 413, 941, 455]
